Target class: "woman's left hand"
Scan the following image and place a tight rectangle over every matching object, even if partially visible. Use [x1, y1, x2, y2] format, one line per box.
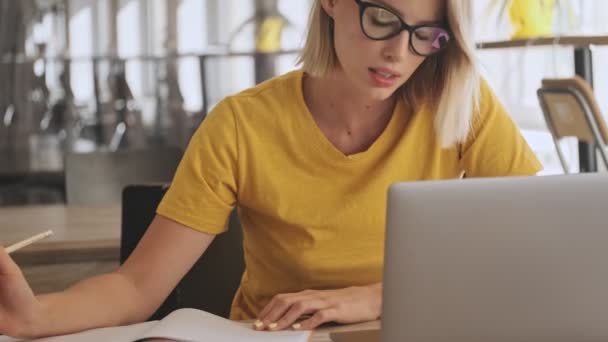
[253, 283, 382, 331]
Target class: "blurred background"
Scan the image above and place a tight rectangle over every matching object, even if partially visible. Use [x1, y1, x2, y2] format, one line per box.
[2, 0, 608, 207]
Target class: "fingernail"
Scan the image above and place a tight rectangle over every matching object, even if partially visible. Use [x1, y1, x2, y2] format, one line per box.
[268, 322, 278, 330]
[254, 320, 264, 329]
[292, 323, 302, 330]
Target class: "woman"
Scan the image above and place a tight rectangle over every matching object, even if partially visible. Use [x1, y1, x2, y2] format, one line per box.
[0, 0, 541, 338]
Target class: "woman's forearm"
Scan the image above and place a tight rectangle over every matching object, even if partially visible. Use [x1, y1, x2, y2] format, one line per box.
[32, 271, 151, 338]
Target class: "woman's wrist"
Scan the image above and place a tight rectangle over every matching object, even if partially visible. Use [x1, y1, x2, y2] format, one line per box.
[364, 282, 383, 320]
[27, 295, 53, 338]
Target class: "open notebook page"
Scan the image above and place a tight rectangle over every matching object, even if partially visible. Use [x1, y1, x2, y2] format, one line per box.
[0, 308, 311, 342]
[0, 321, 157, 342]
[137, 308, 311, 342]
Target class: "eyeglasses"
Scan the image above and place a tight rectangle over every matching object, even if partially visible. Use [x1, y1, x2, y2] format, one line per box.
[353, 0, 451, 57]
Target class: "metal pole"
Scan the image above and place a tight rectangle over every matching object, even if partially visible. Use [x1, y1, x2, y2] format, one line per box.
[199, 55, 208, 116]
[574, 47, 598, 173]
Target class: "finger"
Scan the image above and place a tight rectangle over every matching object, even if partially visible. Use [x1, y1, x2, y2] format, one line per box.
[255, 294, 295, 330]
[257, 291, 319, 330]
[259, 296, 298, 329]
[256, 296, 279, 320]
[271, 298, 327, 331]
[255, 290, 325, 330]
[295, 308, 339, 330]
[258, 290, 316, 320]
[258, 292, 298, 319]
[0, 247, 20, 276]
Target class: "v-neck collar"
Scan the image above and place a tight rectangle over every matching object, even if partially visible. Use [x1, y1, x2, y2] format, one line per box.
[294, 71, 406, 162]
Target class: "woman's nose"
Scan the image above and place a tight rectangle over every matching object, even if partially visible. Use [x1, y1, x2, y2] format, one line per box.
[381, 31, 411, 62]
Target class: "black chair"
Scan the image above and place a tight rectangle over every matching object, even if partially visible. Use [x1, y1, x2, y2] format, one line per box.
[121, 184, 244, 320]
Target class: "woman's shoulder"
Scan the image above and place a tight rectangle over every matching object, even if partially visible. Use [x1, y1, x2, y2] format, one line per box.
[465, 76, 521, 143]
[230, 69, 303, 103]
[477, 77, 508, 111]
[469, 77, 508, 127]
[209, 70, 304, 124]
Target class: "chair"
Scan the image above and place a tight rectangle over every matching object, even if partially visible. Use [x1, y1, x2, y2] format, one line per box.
[64, 147, 182, 205]
[120, 184, 244, 320]
[537, 76, 608, 173]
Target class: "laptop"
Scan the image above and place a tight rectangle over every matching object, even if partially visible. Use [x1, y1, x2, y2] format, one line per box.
[332, 173, 608, 342]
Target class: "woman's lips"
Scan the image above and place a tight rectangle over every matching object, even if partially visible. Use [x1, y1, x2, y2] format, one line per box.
[369, 68, 400, 88]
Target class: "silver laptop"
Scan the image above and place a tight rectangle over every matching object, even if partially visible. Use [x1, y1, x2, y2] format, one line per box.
[333, 174, 608, 342]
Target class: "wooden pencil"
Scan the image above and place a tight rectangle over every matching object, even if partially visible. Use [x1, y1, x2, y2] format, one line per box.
[5, 230, 54, 254]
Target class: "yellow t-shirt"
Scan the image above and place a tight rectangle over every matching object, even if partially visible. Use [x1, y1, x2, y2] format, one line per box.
[156, 70, 542, 320]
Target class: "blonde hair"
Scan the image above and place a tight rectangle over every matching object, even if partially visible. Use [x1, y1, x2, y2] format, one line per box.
[297, 0, 480, 148]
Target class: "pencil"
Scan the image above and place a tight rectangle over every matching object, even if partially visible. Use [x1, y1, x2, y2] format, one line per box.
[5, 230, 54, 254]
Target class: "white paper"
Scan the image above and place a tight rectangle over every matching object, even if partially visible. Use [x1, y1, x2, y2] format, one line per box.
[0, 309, 311, 342]
[138, 308, 310, 342]
[0, 321, 156, 342]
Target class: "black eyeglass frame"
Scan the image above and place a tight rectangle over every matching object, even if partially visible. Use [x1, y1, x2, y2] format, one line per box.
[353, 0, 451, 57]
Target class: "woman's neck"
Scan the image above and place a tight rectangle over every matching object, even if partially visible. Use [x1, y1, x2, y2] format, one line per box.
[302, 69, 398, 155]
[303, 69, 396, 132]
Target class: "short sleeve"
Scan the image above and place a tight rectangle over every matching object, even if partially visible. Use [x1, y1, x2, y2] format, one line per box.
[156, 98, 238, 234]
[460, 80, 543, 177]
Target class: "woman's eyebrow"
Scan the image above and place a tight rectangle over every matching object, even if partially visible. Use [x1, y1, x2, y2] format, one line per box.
[368, 0, 444, 25]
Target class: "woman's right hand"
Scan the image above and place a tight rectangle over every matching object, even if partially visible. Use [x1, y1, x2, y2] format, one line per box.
[0, 247, 45, 338]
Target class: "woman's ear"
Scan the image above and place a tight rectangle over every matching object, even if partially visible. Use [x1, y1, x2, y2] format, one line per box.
[320, 0, 337, 18]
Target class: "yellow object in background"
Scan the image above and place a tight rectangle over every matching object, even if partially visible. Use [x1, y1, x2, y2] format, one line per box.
[509, 0, 555, 39]
[256, 16, 286, 53]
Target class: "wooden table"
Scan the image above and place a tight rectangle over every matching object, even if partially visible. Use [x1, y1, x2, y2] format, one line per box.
[0, 205, 121, 293]
[477, 35, 608, 173]
[1, 205, 121, 263]
[313, 320, 380, 342]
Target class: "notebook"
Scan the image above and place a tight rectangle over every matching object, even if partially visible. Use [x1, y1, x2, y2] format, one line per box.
[0, 308, 311, 342]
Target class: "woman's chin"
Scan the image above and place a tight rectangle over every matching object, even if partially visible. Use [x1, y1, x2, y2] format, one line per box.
[365, 87, 398, 102]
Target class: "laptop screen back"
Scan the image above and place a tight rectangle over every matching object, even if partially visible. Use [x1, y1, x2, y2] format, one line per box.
[382, 174, 608, 342]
